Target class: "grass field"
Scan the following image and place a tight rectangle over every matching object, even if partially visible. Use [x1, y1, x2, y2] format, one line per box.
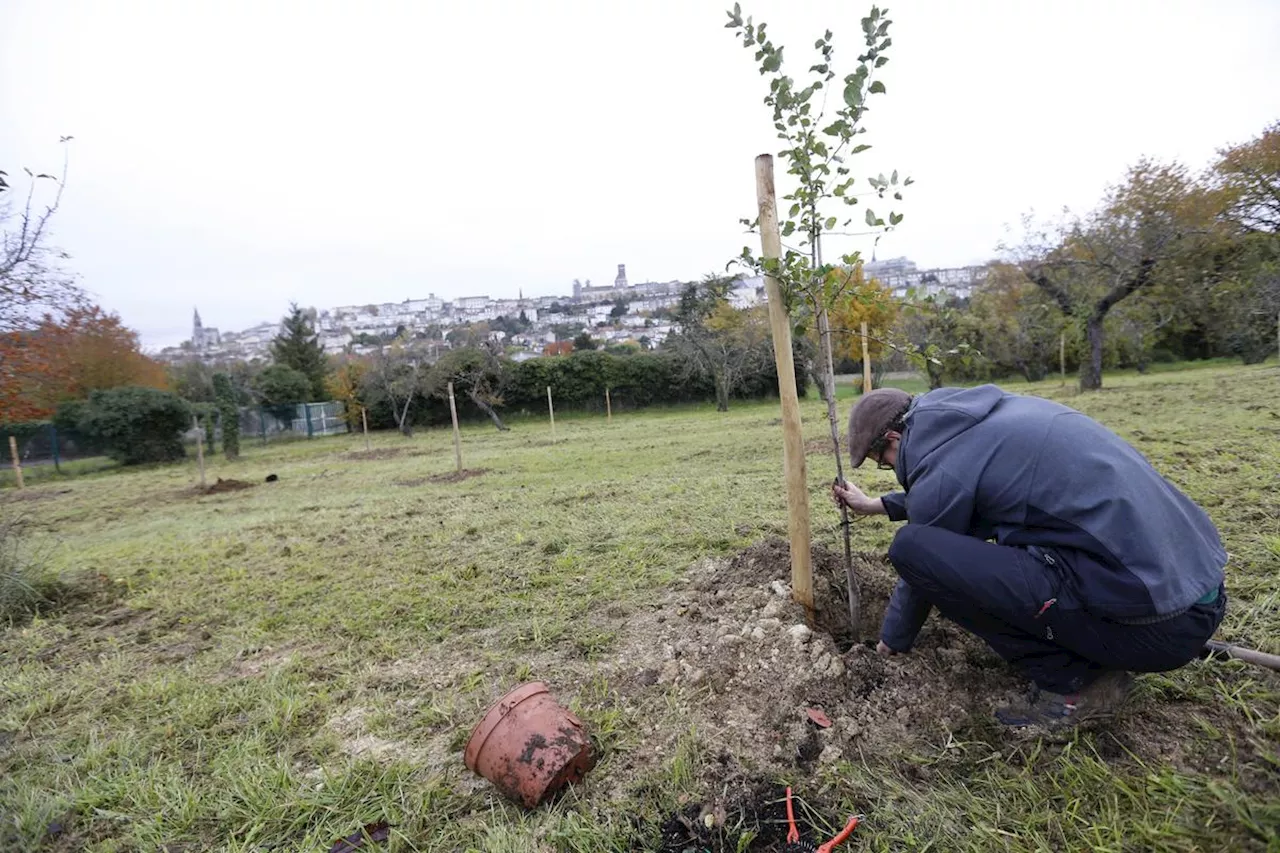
[2, 364, 1278, 851]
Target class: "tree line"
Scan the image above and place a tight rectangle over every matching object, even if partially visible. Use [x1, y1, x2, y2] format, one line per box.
[3, 121, 1275, 463]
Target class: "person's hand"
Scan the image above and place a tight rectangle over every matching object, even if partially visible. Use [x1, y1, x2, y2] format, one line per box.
[875, 640, 897, 657]
[832, 480, 882, 516]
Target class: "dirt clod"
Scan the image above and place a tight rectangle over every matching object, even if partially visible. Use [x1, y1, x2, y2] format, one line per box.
[200, 478, 255, 495]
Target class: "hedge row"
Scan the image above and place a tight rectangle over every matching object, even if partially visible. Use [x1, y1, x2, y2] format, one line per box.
[364, 347, 807, 431]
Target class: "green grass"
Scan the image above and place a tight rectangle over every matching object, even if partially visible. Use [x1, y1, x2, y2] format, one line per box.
[1, 363, 1278, 851]
[0, 455, 120, 489]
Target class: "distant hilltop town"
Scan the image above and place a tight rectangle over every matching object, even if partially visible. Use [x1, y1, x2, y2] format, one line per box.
[162, 259, 987, 365]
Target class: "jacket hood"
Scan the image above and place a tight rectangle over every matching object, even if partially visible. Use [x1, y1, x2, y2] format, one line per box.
[899, 385, 1005, 485]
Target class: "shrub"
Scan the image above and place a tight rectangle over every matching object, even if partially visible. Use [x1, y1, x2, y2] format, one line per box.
[254, 364, 312, 406]
[77, 386, 191, 465]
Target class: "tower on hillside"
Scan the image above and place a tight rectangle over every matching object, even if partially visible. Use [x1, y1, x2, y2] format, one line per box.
[615, 264, 628, 289]
[192, 307, 221, 351]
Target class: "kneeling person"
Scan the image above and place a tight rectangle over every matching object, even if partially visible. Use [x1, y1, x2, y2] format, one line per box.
[833, 386, 1227, 728]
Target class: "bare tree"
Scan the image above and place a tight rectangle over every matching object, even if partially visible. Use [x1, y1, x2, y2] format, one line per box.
[1, 142, 83, 335]
[667, 278, 771, 412]
[367, 342, 422, 436]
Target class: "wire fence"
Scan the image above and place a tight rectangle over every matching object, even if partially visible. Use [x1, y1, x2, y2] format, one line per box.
[2, 401, 349, 487]
[236, 401, 349, 443]
[3, 423, 103, 469]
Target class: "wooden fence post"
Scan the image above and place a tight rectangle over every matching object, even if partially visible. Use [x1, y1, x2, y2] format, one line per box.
[547, 386, 556, 437]
[361, 407, 371, 452]
[193, 415, 206, 490]
[755, 154, 813, 619]
[860, 321, 872, 394]
[447, 381, 463, 473]
[605, 386, 612, 423]
[8, 436, 23, 490]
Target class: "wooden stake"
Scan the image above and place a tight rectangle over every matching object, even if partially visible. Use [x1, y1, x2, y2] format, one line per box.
[860, 320, 872, 394]
[8, 435, 23, 490]
[547, 385, 556, 437]
[447, 381, 463, 472]
[756, 154, 813, 618]
[193, 415, 206, 490]
[605, 386, 612, 422]
[361, 407, 371, 452]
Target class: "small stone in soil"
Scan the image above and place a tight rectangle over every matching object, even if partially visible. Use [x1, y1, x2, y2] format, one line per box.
[787, 624, 813, 645]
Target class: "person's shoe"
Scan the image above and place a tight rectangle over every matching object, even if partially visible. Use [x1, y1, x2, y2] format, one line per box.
[995, 671, 1134, 729]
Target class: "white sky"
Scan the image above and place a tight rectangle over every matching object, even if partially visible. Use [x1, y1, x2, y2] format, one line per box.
[3, 0, 1278, 349]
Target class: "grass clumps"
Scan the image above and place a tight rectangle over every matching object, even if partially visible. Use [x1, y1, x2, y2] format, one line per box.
[0, 514, 63, 624]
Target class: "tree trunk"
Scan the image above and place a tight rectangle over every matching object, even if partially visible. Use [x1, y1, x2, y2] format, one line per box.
[714, 373, 730, 412]
[811, 361, 830, 404]
[815, 304, 859, 637]
[468, 390, 510, 431]
[926, 362, 944, 390]
[395, 395, 414, 437]
[1081, 314, 1105, 391]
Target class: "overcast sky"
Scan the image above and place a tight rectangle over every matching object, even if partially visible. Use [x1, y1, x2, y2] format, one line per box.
[3, 1, 1278, 349]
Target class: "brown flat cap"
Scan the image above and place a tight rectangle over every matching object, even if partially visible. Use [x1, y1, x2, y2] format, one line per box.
[847, 387, 912, 467]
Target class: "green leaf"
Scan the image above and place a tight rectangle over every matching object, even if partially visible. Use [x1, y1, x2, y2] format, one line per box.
[843, 82, 863, 108]
[852, 144, 872, 154]
[762, 47, 783, 72]
[825, 217, 837, 231]
[889, 212, 903, 226]
[781, 221, 796, 237]
[869, 80, 886, 94]
[891, 169, 898, 184]
[875, 56, 889, 67]
[788, 203, 801, 218]
[865, 208, 878, 227]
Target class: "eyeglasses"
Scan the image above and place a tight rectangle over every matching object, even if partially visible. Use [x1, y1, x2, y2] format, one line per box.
[867, 434, 895, 470]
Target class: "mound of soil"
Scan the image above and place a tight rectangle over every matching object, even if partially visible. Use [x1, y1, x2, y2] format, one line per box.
[426, 468, 488, 484]
[200, 478, 255, 495]
[345, 448, 404, 461]
[609, 539, 1023, 782]
[803, 434, 844, 456]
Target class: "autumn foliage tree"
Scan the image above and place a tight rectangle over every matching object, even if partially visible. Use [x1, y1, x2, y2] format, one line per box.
[1018, 159, 1215, 390]
[804, 265, 898, 394]
[1, 306, 167, 422]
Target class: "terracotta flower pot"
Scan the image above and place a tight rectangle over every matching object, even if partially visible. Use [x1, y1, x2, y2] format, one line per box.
[464, 681, 597, 807]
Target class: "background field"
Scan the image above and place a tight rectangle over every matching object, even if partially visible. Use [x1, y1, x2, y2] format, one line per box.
[2, 363, 1278, 852]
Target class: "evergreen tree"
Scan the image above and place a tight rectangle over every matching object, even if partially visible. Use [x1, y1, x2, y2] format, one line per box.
[212, 372, 240, 460]
[270, 303, 329, 400]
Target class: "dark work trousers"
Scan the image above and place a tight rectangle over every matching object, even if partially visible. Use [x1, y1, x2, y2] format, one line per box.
[887, 524, 1227, 694]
